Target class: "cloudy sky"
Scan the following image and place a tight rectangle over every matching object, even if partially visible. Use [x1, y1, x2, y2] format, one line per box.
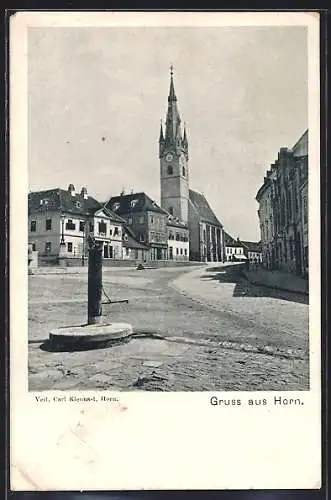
[28, 25, 307, 240]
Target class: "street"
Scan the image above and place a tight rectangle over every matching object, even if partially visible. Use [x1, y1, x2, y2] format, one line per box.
[28, 263, 309, 391]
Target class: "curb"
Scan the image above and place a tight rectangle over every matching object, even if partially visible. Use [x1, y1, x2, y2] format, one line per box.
[242, 271, 309, 296]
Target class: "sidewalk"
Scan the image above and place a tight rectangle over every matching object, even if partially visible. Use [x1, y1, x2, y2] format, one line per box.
[243, 267, 308, 295]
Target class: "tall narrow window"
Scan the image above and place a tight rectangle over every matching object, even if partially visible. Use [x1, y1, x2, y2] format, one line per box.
[46, 219, 52, 231]
[182, 166, 186, 176]
[98, 221, 107, 235]
[67, 242, 73, 253]
[30, 220, 36, 232]
[169, 206, 174, 216]
[167, 165, 173, 175]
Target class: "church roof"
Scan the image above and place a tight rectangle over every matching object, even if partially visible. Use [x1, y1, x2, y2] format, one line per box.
[189, 189, 222, 227]
[106, 192, 168, 216]
[28, 187, 124, 222]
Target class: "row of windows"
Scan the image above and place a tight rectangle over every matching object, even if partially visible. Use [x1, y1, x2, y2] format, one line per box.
[30, 219, 54, 232]
[226, 247, 243, 254]
[168, 231, 188, 241]
[127, 215, 145, 225]
[30, 219, 121, 237]
[169, 247, 188, 256]
[150, 231, 166, 243]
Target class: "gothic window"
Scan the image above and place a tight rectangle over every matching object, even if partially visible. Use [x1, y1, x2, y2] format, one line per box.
[182, 166, 186, 176]
[167, 165, 173, 175]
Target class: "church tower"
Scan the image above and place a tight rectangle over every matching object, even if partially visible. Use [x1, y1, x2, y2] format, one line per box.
[159, 66, 189, 224]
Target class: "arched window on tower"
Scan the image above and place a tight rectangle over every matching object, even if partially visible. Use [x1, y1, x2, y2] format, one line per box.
[167, 165, 173, 175]
[182, 166, 186, 176]
[169, 206, 174, 216]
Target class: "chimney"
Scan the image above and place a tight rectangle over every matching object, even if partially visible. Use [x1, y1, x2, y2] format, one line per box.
[68, 184, 76, 196]
[80, 186, 88, 199]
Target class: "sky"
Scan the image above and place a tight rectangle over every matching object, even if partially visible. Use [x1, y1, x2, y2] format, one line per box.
[28, 25, 307, 241]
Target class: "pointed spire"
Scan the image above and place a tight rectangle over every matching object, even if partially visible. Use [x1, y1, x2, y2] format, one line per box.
[168, 64, 177, 102]
[159, 119, 165, 143]
[183, 122, 188, 148]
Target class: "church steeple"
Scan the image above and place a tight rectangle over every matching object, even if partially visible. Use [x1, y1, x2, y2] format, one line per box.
[159, 119, 165, 157]
[159, 120, 164, 142]
[168, 65, 177, 102]
[159, 66, 189, 225]
[165, 66, 182, 148]
[182, 123, 188, 154]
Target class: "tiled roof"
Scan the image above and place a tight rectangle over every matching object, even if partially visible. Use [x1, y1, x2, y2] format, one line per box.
[106, 192, 168, 216]
[28, 188, 124, 223]
[224, 232, 236, 244]
[122, 226, 149, 250]
[241, 240, 262, 252]
[167, 215, 188, 229]
[189, 189, 222, 226]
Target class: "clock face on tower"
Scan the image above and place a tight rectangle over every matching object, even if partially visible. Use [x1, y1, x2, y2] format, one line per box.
[165, 153, 173, 162]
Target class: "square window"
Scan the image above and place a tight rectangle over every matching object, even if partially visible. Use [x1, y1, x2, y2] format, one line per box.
[30, 220, 36, 232]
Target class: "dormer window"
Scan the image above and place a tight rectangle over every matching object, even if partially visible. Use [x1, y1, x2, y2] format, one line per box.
[112, 202, 120, 212]
[130, 199, 138, 208]
[75, 201, 81, 208]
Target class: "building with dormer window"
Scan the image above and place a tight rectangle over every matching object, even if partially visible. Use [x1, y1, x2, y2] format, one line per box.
[28, 184, 125, 264]
[105, 192, 168, 261]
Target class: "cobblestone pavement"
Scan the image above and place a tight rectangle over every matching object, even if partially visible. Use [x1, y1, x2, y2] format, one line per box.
[28, 264, 309, 391]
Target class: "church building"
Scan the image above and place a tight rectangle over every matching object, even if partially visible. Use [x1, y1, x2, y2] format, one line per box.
[159, 67, 225, 262]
